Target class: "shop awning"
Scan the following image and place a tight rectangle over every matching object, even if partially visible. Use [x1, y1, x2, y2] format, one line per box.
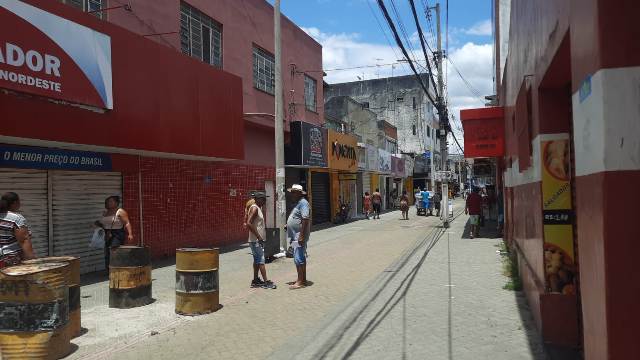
[460, 107, 505, 158]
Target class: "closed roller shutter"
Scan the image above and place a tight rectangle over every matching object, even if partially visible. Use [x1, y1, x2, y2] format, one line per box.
[51, 171, 122, 274]
[0, 169, 49, 257]
[310, 172, 330, 225]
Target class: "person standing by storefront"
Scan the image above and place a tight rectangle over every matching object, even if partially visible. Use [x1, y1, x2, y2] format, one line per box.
[363, 192, 372, 220]
[432, 190, 442, 217]
[465, 187, 483, 239]
[246, 192, 276, 289]
[0, 192, 36, 268]
[96, 196, 133, 269]
[287, 185, 310, 289]
[372, 189, 382, 219]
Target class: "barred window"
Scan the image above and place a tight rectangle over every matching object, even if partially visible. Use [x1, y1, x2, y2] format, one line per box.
[180, 2, 223, 68]
[62, 0, 104, 19]
[253, 46, 275, 95]
[304, 75, 317, 112]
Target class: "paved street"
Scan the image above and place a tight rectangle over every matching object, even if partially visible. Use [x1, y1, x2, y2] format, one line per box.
[68, 200, 546, 360]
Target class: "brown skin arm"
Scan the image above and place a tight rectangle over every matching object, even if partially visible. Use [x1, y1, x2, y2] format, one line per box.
[15, 227, 36, 260]
[118, 209, 134, 244]
[298, 218, 310, 245]
[246, 206, 264, 241]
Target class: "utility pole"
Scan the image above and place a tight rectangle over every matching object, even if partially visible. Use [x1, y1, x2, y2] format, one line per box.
[274, 0, 286, 250]
[430, 130, 435, 191]
[433, 2, 449, 226]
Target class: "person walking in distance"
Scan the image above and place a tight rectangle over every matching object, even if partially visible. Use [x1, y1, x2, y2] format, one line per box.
[363, 192, 372, 220]
[246, 191, 276, 289]
[465, 187, 483, 239]
[400, 191, 410, 220]
[287, 185, 310, 289]
[432, 190, 442, 217]
[96, 196, 133, 269]
[0, 192, 36, 269]
[372, 188, 382, 219]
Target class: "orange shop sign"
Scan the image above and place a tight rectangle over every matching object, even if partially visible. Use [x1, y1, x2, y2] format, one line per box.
[327, 129, 358, 171]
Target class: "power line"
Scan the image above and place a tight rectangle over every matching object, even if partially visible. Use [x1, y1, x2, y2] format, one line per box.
[408, 0, 439, 97]
[366, 0, 411, 76]
[376, 0, 438, 111]
[389, 0, 422, 67]
[447, 57, 486, 102]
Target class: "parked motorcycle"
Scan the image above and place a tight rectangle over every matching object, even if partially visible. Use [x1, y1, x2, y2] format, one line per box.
[334, 201, 351, 224]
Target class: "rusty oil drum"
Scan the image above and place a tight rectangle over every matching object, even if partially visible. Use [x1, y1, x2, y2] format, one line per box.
[175, 248, 219, 315]
[24, 257, 81, 339]
[0, 263, 71, 360]
[109, 246, 152, 309]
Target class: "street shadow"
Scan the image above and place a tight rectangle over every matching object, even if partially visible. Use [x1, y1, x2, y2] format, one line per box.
[309, 226, 444, 360]
[61, 344, 79, 359]
[460, 218, 502, 239]
[511, 290, 555, 360]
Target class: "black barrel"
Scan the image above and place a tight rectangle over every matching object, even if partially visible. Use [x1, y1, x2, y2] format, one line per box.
[109, 246, 153, 309]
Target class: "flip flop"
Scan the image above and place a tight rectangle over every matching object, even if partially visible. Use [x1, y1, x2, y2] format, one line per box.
[289, 284, 306, 290]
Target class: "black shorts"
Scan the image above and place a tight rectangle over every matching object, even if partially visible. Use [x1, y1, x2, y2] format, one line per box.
[373, 203, 381, 212]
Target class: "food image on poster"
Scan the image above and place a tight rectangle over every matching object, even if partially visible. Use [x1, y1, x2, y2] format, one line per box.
[544, 140, 570, 181]
[541, 136, 577, 294]
[544, 243, 576, 295]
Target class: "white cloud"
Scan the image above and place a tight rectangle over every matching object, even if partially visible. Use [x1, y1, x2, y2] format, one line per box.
[464, 19, 492, 36]
[302, 27, 414, 83]
[305, 26, 494, 151]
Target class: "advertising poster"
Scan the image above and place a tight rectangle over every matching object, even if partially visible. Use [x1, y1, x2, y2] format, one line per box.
[541, 137, 576, 295]
[378, 149, 391, 173]
[327, 129, 358, 171]
[301, 122, 327, 167]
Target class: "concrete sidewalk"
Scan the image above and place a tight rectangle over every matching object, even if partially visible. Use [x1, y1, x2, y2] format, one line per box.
[66, 200, 545, 360]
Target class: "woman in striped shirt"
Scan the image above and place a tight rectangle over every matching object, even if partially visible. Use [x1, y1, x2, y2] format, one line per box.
[0, 192, 36, 269]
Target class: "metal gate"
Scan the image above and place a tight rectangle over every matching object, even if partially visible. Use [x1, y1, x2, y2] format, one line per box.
[311, 172, 330, 224]
[0, 169, 49, 257]
[51, 171, 122, 274]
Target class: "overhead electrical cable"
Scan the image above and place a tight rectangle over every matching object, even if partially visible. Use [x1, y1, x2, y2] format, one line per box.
[408, 0, 439, 97]
[376, 0, 438, 111]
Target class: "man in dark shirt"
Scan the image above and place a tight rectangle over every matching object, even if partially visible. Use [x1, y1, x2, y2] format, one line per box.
[465, 187, 483, 239]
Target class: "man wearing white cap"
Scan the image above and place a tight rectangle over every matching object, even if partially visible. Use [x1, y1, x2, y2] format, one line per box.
[286, 184, 310, 289]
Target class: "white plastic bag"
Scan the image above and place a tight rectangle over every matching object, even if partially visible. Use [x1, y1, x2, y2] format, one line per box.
[90, 228, 105, 249]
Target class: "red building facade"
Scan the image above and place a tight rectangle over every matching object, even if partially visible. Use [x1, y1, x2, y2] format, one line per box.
[494, 1, 640, 359]
[0, 0, 322, 271]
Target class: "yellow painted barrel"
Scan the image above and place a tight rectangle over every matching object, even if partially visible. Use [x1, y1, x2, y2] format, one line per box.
[24, 257, 81, 339]
[175, 248, 219, 316]
[109, 246, 153, 309]
[0, 263, 70, 360]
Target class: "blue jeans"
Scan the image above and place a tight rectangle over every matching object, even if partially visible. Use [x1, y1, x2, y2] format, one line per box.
[249, 242, 265, 265]
[293, 246, 306, 266]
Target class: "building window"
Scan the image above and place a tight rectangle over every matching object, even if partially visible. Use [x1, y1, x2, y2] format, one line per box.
[412, 125, 417, 136]
[180, 2, 223, 68]
[412, 97, 416, 110]
[362, 102, 369, 109]
[62, 0, 104, 18]
[253, 46, 275, 95]
[304, 75, 317, 112]
[397, 97, 404, 102]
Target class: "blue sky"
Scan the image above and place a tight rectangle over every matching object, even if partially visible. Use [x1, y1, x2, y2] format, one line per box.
[270, 0, 493, 49]
[267, 0, 495, 147]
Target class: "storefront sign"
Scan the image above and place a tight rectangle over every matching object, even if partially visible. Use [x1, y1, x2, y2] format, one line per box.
[366, 145, 378, 171]
[327, 130, 357, 171]
[541, 136, 576, 295]
[460, 107, 504, 158]
[0, 145, 112, 171]
[0, 0, 113, 109]
[378, 149, 391, 173]
[286, 121, 327, 167]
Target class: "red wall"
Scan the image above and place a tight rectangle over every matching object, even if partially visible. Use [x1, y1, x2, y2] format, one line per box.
[121, 158, 273, 258]
[1, 0, 244, 160]
[105, 0, 324, 130]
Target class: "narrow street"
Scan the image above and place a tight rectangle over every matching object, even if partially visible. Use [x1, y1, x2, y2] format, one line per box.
[68, 200, 545, 360]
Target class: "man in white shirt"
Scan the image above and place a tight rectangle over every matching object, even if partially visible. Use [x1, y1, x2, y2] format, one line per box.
[246, 191, 276, 289]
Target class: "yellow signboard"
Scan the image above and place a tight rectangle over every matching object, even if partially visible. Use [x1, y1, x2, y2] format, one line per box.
[541, 137, 576, 295]
[327, 130, 358, 171]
